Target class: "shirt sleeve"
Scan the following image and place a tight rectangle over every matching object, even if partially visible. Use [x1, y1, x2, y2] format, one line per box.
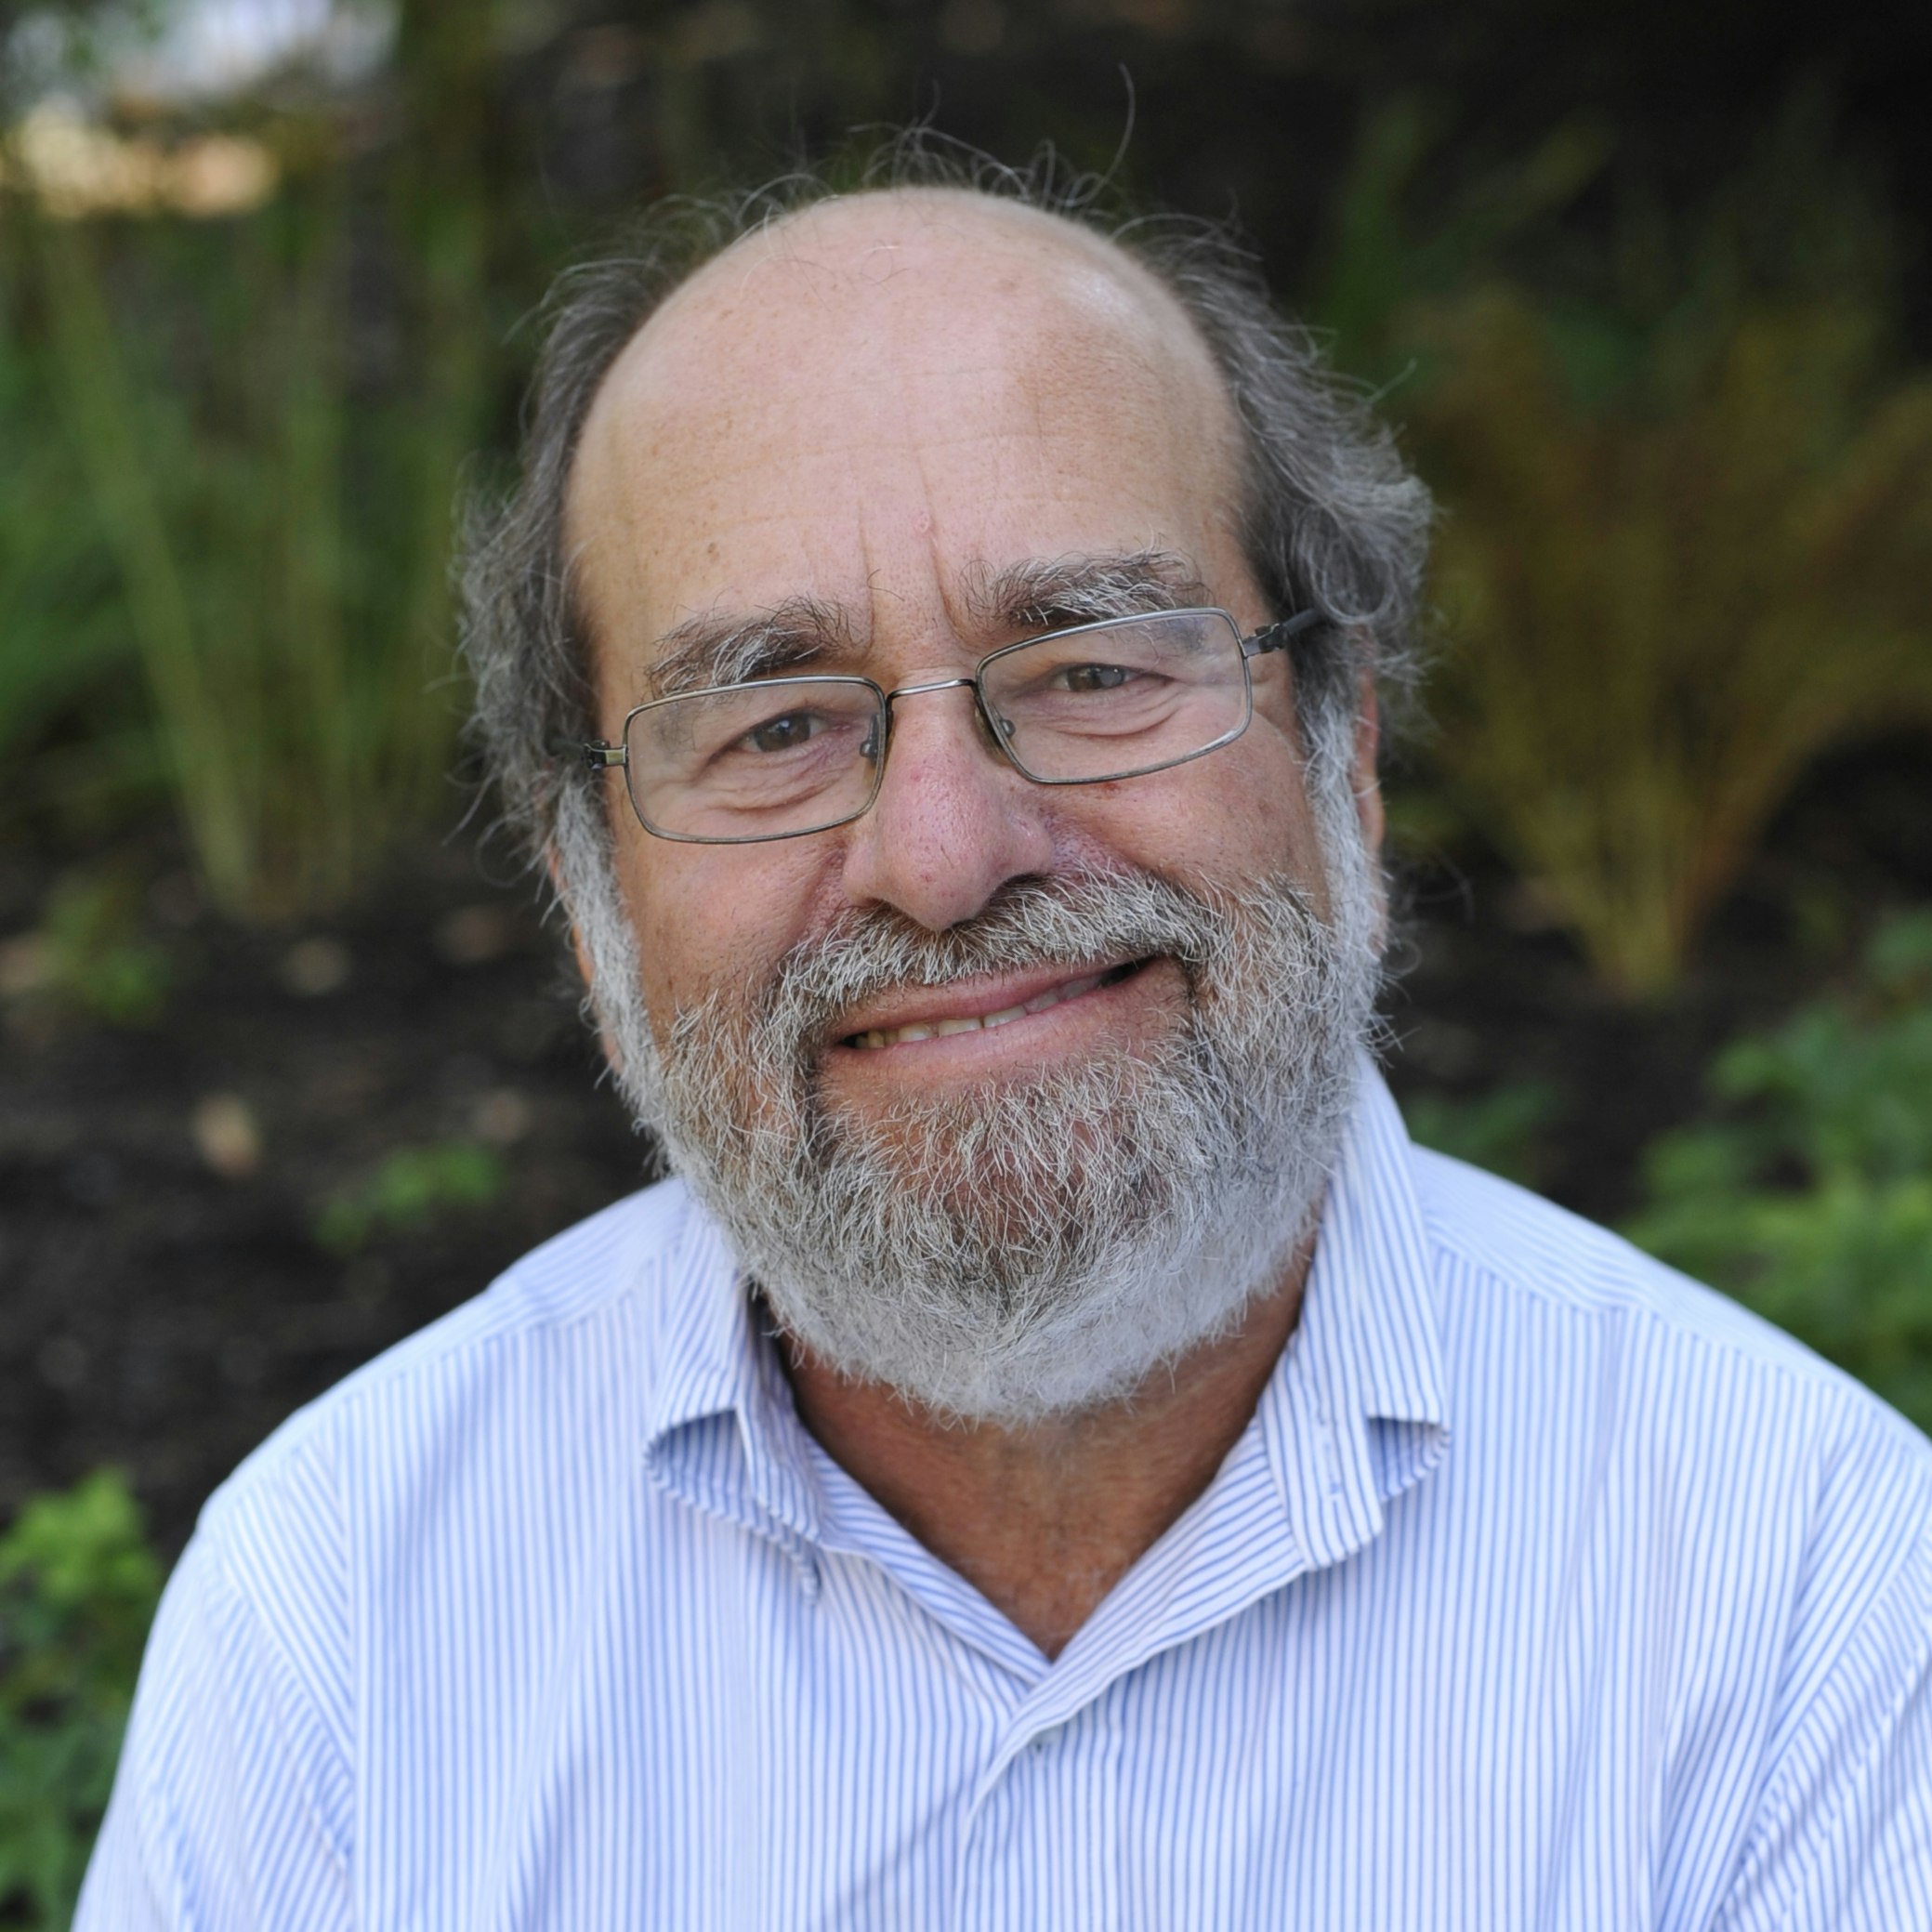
[76, 1507, 353, 1932]
[1711, 1439, 1932, 1931]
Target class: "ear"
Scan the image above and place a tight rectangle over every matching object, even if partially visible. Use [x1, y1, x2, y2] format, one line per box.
[544, 845, 594, 987]
[544, 843, 626, 1077]
[1351, 672, 1385, 861]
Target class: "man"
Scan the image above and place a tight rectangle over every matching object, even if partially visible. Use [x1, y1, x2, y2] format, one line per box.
[84, 155, 1932, 1927]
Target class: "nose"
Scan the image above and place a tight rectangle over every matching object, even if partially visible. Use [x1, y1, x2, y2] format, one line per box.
[836, 677, 1056, 931]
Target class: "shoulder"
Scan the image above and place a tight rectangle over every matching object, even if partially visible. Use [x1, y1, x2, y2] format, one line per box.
[96, 1180, 712, 1914]
[1410, 1148, 1932, 1781]
[197, 1176, 700, 1550]
[1413, 1143, 1925, 1426]
[1406, 1143, 1932, 1661]
[1410, 1145, 1932, 1579]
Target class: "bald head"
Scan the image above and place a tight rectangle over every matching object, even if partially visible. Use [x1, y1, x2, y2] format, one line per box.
[565, 188, 1252, 699]
[588, 186, 1242, 473]
[649, 186, 1229, 373]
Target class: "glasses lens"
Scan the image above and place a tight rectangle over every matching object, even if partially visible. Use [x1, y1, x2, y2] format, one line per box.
[626, 677, 884, 841]
[980, 611, 1251, 782]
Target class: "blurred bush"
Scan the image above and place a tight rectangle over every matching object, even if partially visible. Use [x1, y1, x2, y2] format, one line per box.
[0, 256, 149, 831]
[1, 0, 495, 922]
[1331, 99, 1932, 997]
[22, 187, 485, 922]
[315, 1137, 508, 1253]
[1626, 913, 1932, 1430]
[23, 867, 171, 1024]
[0, 1471, 161, 1932]
[1401, 1078, 1557, 1187]
[1413, 288, 1932, 998]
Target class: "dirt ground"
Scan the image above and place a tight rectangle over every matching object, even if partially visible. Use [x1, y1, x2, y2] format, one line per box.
[4, 737, 1928, 1562]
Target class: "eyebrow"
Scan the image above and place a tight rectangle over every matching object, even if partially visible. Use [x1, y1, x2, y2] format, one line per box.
[965, 548, 1215, 633]
[642, 548, 1214, 697]
[646, 596, 850, 699]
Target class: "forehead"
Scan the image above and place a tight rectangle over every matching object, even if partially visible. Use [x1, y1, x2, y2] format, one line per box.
[565, 191, 1249, 682]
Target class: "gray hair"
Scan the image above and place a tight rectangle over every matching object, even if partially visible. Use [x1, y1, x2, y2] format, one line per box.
[459, 138, 1433, 880]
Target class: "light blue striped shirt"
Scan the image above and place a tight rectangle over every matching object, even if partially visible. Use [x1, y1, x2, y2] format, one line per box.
[83, 1070, 1932, 1928]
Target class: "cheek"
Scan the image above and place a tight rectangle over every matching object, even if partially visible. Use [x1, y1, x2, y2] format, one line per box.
[616, 827, 838, 1025]
[1076, 723, 1318, 887]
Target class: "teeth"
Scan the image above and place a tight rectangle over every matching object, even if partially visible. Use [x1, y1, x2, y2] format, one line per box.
[848, 969, 1115, 1048]
[1027, 972, 1101, 1013]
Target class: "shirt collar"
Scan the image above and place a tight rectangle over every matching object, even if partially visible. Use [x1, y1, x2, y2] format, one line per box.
[1253, 1057, 1450, 1575]
[638, 1057, 1449, 1581]
[638, 1197, 829, 1575]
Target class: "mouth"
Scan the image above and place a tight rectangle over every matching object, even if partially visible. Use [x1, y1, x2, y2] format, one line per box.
[838, 958, 1151, 1051]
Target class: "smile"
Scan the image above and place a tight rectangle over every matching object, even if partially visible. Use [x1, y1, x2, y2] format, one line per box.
[842, 961, 1146, 1049]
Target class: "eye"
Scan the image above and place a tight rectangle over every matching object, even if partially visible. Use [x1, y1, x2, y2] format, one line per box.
[1055, 662, 1136, 693]
[744, 711, 822, 754]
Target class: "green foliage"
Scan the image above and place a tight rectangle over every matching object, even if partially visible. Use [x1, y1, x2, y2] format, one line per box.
[31, 870, 170, 1025]
[0, 351, 118, 756]
[316, 1139, 507, 1254]
[1334, 99, 1932, 997]
[1402, 1079, 1557, 1186]
[1626, 913, 1932, 1429]
[1314, 94, 1612, 384]
[1414, 290, 1932, 998]
[0, 1471, 162, 1931]
[22, 189, 486, 923]
[0, 233, 146, 823]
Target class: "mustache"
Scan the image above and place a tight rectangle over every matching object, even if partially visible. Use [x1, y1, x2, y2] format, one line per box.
[729, 866, 1311, 1057]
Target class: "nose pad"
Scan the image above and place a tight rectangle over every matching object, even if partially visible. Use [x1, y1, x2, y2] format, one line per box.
[974, 692, 1018, 757]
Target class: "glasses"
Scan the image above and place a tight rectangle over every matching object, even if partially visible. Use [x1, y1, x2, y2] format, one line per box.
[583, 605, 1320, 845]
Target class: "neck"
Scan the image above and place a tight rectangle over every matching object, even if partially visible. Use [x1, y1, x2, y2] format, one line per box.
[780, 1243, 1312, 1660]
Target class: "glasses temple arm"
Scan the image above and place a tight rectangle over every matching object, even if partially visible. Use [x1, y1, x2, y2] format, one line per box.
[1241, 608, 1324, 659]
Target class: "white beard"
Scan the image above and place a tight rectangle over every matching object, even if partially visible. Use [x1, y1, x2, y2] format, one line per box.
[553, 778, 1384, 1426]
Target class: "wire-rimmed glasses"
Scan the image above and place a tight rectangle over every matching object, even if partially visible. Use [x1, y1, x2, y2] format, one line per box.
[582, 605, 1320, 845]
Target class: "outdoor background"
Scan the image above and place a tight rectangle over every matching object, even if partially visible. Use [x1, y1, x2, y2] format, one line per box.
[3, 0, 1931, 1921]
